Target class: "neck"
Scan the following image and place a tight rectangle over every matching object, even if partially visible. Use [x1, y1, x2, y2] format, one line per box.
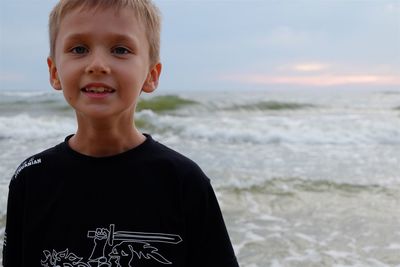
[69, 114, 145, 157]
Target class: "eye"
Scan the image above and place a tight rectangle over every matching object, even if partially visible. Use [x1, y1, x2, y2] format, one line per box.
[70, 46, 88, 54]
[112, 46, 131, 55]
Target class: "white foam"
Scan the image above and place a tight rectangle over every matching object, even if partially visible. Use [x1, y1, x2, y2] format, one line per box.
[324, 250, 356, 259]
[270, 260, 283, 267]
[259, 214, 286, 223]
[0, 114, 75, 140]
[387, 243, 400, 250]
[294, 233, 317, 244]
[137, 108, 400, 146]
[0, 90, 51, 98]
[245, 231, 265, 242]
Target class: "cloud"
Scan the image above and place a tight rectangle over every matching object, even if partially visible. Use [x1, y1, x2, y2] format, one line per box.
[293, 63, 329, 72]
[222, 61, 400, 87]
[278, 62, 330, 72]
[220, 74, 400, 87]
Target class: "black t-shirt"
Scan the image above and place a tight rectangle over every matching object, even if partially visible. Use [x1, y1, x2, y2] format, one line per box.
[3, 135, 239, 267]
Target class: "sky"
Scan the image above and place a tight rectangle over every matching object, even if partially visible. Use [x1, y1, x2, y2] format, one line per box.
[0, 0, 399, 92]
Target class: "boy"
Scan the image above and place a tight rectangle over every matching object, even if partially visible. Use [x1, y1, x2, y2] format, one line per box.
[2, 0, 239, 266]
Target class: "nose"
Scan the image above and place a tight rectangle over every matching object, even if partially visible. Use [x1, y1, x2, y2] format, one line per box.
[85, 50, 111, 75]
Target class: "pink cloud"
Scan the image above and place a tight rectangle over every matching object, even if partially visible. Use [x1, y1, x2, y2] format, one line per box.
[278, 63, 330, 72]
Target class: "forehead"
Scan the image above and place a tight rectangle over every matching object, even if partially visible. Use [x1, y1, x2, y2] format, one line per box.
[57, 7, 146, 42]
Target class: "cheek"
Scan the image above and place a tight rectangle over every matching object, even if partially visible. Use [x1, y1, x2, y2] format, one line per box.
[58, 64, 80, 85]
[62, 90, 74, 106]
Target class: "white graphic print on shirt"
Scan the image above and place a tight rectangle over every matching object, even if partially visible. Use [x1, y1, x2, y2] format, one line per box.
[40, 224, 182, 266]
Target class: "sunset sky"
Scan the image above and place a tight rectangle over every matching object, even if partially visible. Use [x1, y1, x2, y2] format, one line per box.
[0, 0, 399, 92]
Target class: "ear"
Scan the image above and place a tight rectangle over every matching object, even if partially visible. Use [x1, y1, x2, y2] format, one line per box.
[47, 57, 62, 90]
[142, 62, 162, 93]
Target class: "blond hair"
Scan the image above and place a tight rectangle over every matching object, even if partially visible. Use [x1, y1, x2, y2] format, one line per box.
[49, 0, 161, 65]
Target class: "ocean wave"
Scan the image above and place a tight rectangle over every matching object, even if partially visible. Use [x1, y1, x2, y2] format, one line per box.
[0, 90, 52, 98]
[226, 101, 316, 111]
[380, 90, 400, 95]
[137, 110, 400, 146]
[0, 114, 75, 140]
[137, 95, 198, 113]
[217, 177, 400, 195]
[0, 93, 198, 116]
[2, 91, 400, 147]
[2, 110, 399, 147]
[0, 91, 71, 116]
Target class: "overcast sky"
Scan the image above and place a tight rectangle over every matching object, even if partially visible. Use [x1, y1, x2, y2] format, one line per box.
[0, 0, 399, 92]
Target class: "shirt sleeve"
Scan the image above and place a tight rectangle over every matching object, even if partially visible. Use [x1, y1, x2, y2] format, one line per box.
[183, 166, 239, 267]
[3, 175, 25, 267]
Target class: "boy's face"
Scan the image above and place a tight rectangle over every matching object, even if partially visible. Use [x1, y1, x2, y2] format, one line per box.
[47, 7, 161, 119]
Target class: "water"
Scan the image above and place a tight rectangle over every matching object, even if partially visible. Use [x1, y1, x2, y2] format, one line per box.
[1, 88, 400, 266]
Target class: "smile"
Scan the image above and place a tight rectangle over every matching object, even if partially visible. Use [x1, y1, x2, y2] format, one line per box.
[81, 86, 116, 94]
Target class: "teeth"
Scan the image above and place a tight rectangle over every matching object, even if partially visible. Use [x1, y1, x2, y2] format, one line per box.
[85, 87, 113, 93]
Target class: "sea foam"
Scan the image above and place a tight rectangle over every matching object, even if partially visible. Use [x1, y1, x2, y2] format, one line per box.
[0, 114, 75, 140]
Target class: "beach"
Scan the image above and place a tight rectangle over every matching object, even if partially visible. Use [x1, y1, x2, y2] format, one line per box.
[1, 88, 400, 266]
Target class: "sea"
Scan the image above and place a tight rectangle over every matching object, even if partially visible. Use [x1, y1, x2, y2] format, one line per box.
[1, 88, 400, 267]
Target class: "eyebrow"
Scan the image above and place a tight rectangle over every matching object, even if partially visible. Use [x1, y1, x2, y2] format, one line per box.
[63, 32, 139, 46]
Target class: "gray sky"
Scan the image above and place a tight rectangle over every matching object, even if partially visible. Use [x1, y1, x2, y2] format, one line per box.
[0, 0, 399, 92]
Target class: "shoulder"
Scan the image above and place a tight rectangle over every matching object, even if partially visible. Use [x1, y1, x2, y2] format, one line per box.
[146, 136, 211, 189]
[11, 141, 65, 182]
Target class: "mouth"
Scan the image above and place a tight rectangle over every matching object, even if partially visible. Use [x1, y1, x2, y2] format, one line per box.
[81, 84, 116, 94]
